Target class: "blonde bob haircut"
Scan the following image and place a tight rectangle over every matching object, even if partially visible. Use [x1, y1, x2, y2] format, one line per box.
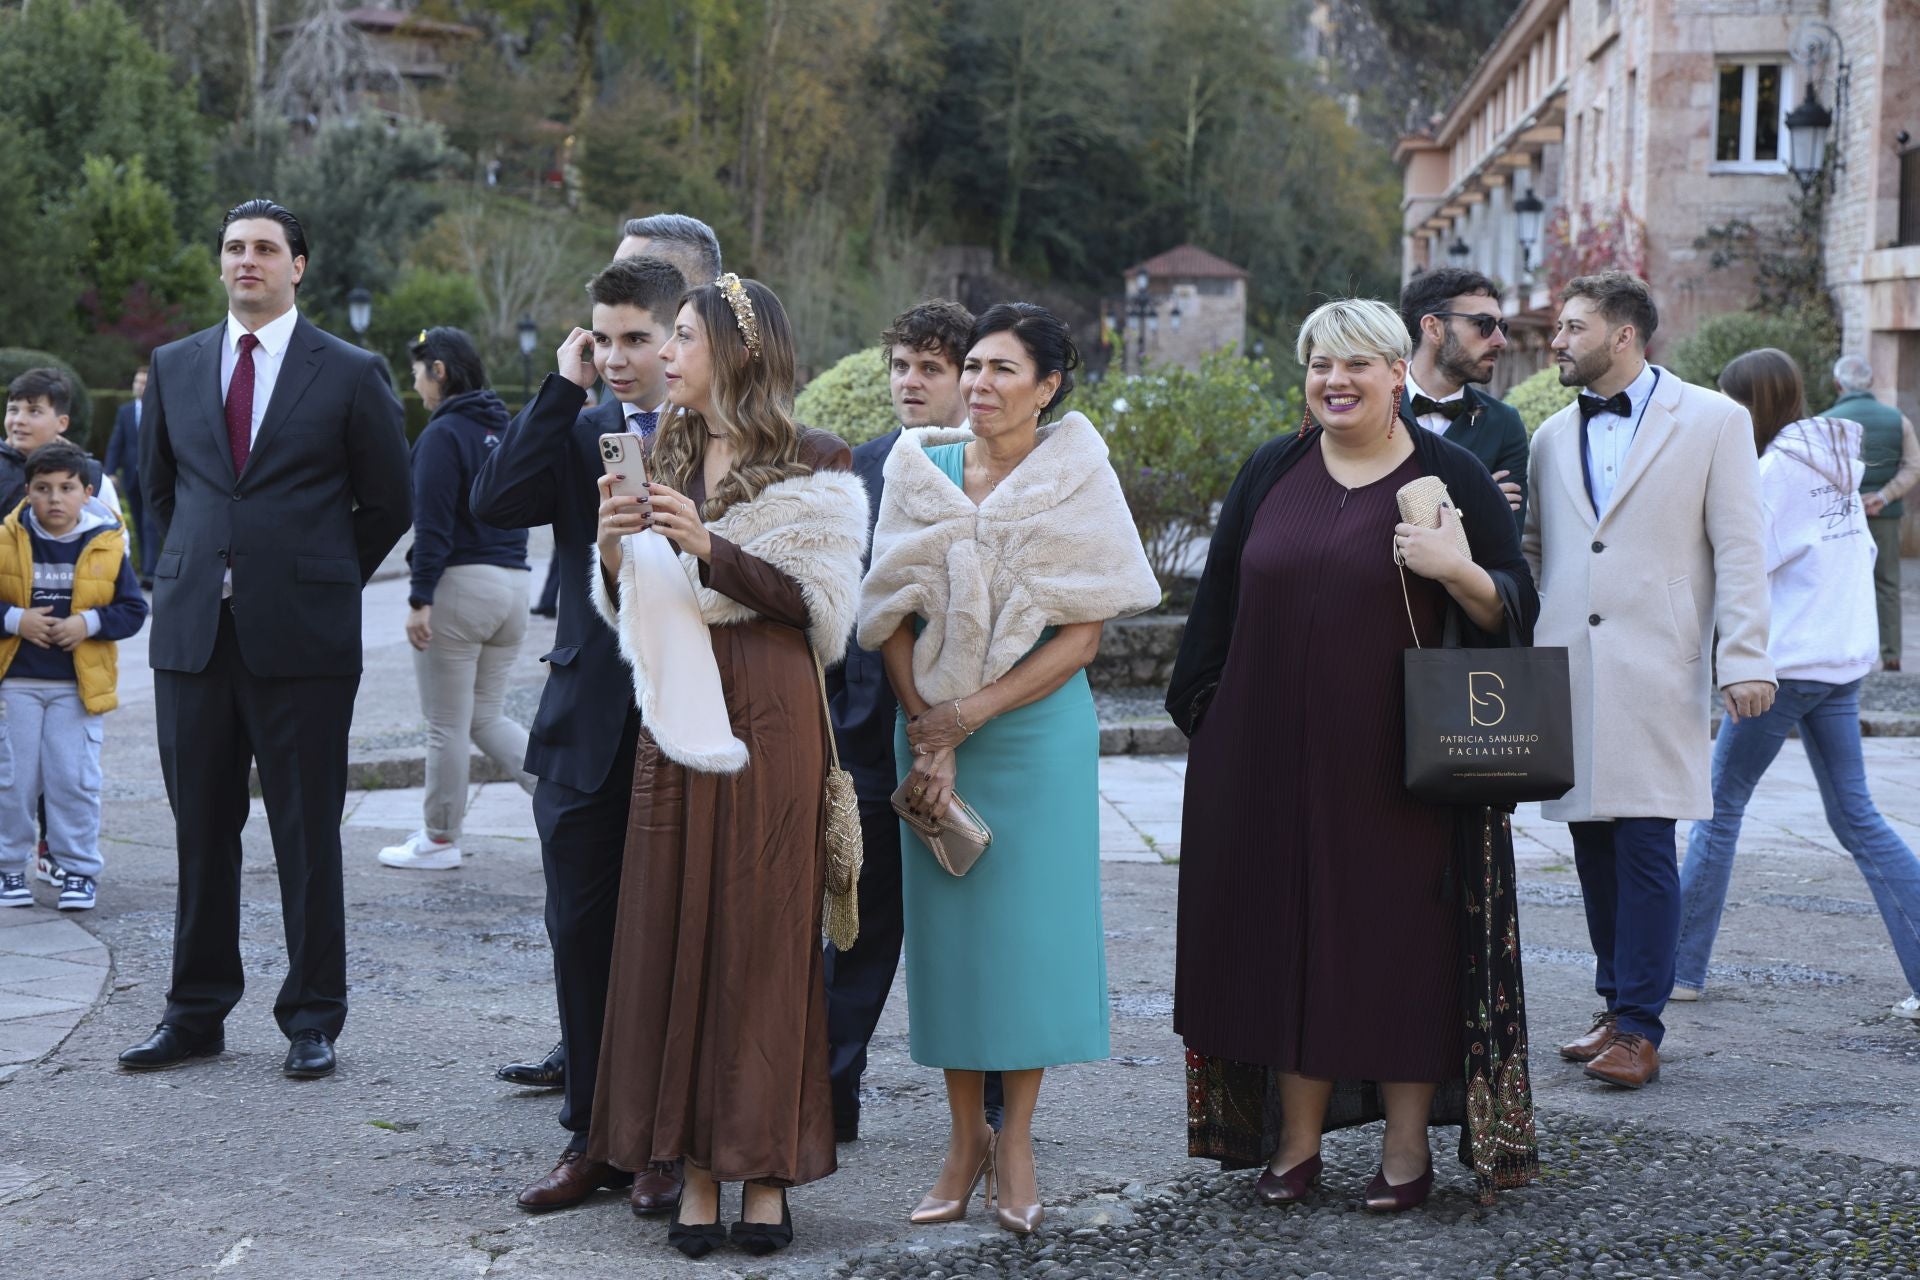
[1294, 297, 1412, 367]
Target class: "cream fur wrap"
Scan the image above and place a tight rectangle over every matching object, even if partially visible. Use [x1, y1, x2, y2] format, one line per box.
[857, 412, 1160, 705]
[591, 466, 870, 773]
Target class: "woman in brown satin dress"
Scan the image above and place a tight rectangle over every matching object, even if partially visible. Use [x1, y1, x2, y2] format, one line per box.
[586, 276, 869, 1259]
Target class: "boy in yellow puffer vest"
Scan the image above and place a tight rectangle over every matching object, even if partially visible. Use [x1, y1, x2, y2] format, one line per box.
[1, 442, 149, 911]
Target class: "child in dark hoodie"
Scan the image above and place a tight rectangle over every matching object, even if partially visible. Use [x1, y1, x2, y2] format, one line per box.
[0, 442, 149, 911]
[379, 327, 533, 873]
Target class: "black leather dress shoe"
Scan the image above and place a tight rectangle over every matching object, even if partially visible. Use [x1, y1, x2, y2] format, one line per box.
[283, 1030, 336, 1079]
[496, 1042, 566, 1088]
[119, 1023, 224, 1071]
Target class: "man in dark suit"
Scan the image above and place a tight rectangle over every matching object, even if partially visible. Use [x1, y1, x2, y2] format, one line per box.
[119, 200, 412, 1081]
[823, 300, 1002, 1141]
[473, 217, 719, 1215]
[103, 363, 156, 585]
[1398, 267, 1531, 526]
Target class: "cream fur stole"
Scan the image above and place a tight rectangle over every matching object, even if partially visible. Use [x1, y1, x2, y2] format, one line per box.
[590, 466, 870, 773]
[857, 412, 1160, 705]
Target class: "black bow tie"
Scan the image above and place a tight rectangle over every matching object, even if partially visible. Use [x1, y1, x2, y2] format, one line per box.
[1409, 393, 1471, 422]
[1578, 391, 1634, 422]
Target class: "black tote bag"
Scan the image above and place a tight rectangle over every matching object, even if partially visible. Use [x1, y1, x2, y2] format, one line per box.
[1400, 579, 1575, 806]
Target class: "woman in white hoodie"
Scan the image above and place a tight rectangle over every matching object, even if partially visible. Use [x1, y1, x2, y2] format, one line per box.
[1673, 348, 1920, 1021]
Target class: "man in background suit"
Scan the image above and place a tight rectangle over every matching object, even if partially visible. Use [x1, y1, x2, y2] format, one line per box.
[1524, 272, 1774, 1092]
[474, 215, 719, 1215]
[1398, 267, 1530, 525]
[120, 199, 411, 1080]
[104, 364, 156, 585]
[823, 299, 1003, 1141]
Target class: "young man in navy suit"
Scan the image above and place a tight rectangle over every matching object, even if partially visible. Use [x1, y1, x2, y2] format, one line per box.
[473, 216, 720, 1215]
[103, 364, 156, 585]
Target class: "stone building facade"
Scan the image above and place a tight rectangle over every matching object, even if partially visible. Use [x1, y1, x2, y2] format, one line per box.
[1114, 245, 1250, 374]
[1396, 0, 1920, 419]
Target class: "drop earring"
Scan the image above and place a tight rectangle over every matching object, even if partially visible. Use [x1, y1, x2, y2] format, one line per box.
[1301, 406, 1314, 434]
[1389, 385, 1403, 439]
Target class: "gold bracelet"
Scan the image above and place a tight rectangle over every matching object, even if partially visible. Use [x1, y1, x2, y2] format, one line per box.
[953, 699, 975, 736]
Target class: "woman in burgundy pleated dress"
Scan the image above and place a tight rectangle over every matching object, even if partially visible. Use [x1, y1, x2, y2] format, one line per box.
[1166, 298, 1541, 1212]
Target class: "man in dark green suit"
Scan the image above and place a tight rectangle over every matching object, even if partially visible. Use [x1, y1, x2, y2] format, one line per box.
[1399, 268, 1530, 527]
[1826, 354, 1920, 670]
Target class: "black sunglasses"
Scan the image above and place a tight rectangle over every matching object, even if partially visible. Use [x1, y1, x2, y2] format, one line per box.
[1428, 310, 1510, 339]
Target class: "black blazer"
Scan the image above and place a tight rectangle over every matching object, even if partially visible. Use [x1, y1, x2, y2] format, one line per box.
[469, 374, 633, 794]
[140, 315, 412, 677]
[1165, 426, 1539, 736]
[105, 400, 141, 500]
[826, 426, 900, 797]
[1400, 384, 1530, 528]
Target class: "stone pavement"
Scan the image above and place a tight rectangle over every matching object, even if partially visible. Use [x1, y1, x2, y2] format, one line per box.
[3, 567, 1920, 1277]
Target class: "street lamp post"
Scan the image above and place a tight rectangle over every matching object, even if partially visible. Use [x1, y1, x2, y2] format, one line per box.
[1514, 189, 1545, 277]
[1123, 269, 1155, 374]
[517, 313, 539, 404]
[346, 287, 372, 347]
[1447, 237, 1471, 265]
[1787, 19, 1849, 194]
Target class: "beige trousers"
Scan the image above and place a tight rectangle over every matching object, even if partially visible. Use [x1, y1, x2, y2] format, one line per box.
[415, 564, 537, 841]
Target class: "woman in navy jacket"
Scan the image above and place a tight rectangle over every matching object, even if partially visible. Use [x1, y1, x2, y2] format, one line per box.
[379, 328, 535, 872]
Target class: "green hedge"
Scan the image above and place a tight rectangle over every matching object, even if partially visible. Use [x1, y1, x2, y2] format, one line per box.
[1665, 306, 1840, 411]
[794, 346, 896, 445]
[1504, 367, 1579, 433]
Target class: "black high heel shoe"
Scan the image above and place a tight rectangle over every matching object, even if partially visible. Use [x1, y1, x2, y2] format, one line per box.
[668, 1196, 727, 1259]
[731, 1184, 794, 1256]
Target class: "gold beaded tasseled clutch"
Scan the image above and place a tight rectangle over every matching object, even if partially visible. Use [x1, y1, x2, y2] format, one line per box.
[812, 652, 863, 951]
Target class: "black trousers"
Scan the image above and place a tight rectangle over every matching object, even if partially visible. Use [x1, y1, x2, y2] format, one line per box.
[825, 799, 1001, 1123]
[532, 708, 638, 1146]
[156, 604, 359, 1040]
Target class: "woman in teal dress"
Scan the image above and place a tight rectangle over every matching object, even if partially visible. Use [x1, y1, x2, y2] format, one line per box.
[858, 303, 1159, 1235]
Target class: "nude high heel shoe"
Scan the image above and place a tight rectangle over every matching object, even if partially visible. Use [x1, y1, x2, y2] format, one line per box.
[992, 1137, 1043, 1235]
[909, 1133, 996, 1224]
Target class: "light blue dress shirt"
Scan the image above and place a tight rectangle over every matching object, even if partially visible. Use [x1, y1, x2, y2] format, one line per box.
[1584, 362, 1658, 517]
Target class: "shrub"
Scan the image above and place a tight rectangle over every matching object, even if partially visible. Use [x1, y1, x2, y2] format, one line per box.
[1081, 352, 1300, 598]
[1666, 306, 1840, 411]
[794, 346, 896, 445]
[1504, 367, 1578, 433]
[371, 268, 486, 378]
[0, 348, 93, 447]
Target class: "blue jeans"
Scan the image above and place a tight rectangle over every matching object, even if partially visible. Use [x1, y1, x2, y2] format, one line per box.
[1676, 678, 1920, 995]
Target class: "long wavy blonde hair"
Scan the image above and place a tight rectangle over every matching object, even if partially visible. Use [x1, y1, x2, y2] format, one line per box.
[651, 277, 809, 519]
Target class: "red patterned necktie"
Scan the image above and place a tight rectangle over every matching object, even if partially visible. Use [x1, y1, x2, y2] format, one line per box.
[227, 332, 259, 473]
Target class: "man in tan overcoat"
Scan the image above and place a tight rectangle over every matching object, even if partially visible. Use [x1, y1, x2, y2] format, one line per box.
[1522, 273, 1775, 1090]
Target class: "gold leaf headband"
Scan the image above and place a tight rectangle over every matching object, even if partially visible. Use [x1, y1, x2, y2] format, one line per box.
[714, 273, 762, 358]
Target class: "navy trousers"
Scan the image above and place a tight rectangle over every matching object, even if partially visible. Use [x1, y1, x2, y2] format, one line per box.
[1569, 818, 1681, 1045]
[531, 709, 638, 1147]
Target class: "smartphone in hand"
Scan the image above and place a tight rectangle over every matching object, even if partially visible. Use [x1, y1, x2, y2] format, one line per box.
[599, 432, 651, 502]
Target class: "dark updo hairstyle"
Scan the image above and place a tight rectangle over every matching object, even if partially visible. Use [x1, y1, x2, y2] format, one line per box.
[969, 302, 1080, 423]
[408, 326, 489, 397]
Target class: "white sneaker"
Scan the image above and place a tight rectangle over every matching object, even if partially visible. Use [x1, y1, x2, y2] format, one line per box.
[33, 844, 60, 886]
[1669, 985, 1702, 1002]
[376, 831, 462, 870]
[1892, 995, 1920, 1022]
[0, 872, 31, 907]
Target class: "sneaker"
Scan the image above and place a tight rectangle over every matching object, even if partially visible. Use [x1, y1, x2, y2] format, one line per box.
[1893, 995, 1920, 1022]
[1669, 984, 1702, 1002]
[56, 872, 96, 911]
[33, 842, 59, 886]
[0, 872, 31, 907]
[377, 831, 462, 871]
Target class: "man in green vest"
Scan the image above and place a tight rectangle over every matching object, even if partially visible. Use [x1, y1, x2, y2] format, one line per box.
[1827, 355, 1920, 670]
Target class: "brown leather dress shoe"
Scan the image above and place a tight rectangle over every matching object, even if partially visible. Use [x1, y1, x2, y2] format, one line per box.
[516, 1149, 634, 1213]
[630, 1160, 684, 1215]
[1584, 1032, 1660, 1088]
[1559, 1010, 1619, 1062]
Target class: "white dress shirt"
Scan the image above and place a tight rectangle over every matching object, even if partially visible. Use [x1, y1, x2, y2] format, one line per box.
[219, 306, 299, 595]
[220, 306, 300, 447]
[1405, 370, 1467, 437]
[1583, 362, 1659, 517]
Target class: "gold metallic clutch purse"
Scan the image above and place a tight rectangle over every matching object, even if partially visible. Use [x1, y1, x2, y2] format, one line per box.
[1393, 475, 1471, 563]
[891, 778, 993, 876]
